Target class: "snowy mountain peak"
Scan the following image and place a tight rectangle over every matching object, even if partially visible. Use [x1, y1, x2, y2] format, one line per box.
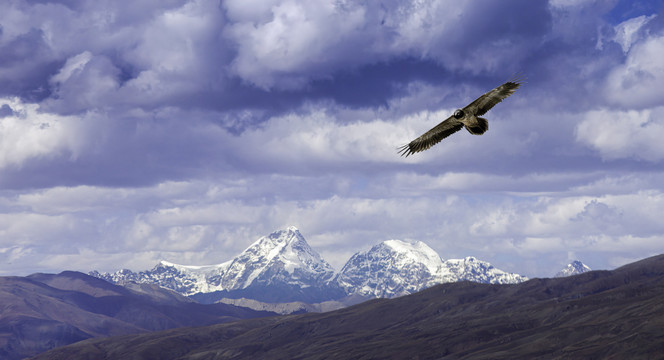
[336, 240, 446, 298]
[555, 260, 591, 277]
[378, 240, 443, 274]
[218, 226, 335, 290]
[336, 242, 528, 299]
[382, 239, 435, 254]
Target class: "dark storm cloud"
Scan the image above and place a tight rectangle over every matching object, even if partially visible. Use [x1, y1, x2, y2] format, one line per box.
[0, 0, 651, 119]
[0, 0, 553, 115]
[220, 0, 551, 104]
[0, 28, 60, 101]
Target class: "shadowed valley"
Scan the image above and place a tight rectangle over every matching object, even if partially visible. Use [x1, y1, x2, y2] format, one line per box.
[0, 271, 274, 360]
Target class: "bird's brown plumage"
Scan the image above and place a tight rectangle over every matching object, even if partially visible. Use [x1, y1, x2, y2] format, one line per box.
[398, 76, 523, 157]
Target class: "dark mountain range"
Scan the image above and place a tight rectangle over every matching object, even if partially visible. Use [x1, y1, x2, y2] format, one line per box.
[34, 254, 664, 359]
[0, 271, 275, 360]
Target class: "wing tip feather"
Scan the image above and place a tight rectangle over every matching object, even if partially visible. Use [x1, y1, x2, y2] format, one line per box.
[397, 144, 413, 157]
[507, 72, 527, 87]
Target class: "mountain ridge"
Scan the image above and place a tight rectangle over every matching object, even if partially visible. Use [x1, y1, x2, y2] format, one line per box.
[92, 227, 527, 303]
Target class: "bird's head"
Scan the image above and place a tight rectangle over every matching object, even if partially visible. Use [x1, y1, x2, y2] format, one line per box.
[453, 109, 465, 119]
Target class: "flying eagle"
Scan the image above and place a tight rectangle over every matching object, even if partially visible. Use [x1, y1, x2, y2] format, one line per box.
[398, 76, 523, 157]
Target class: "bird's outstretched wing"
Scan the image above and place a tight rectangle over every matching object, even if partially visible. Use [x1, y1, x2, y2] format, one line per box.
[463, 75, 523, 116]
[398, 116, 464, 157]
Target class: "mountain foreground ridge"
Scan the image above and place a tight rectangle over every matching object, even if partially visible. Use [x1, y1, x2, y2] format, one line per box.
[38, 253, 664, 360]
[0, 271, 274, 360]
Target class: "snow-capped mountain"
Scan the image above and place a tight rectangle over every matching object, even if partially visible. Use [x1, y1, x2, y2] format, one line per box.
[336, 240, 527, 298]
[555, 260, 591, 277]
[442, 257, 528, 285]
[92, 227, 528, 303]
[92, 227, 340, 302]
[336, 240, 448, 298]
[90, 261, 228, 295]
[214, 226, 335, 291]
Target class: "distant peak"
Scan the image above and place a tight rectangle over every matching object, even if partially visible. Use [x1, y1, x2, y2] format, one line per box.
[286, 225, 299, 232]
[555, 260, 591, 277]
[567, 260, 591, 269]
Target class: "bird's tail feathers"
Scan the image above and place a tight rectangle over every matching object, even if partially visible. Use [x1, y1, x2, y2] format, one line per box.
[466, 117, 489, 135]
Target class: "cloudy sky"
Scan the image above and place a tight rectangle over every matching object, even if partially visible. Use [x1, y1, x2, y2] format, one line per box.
[1, 0, 663, 278]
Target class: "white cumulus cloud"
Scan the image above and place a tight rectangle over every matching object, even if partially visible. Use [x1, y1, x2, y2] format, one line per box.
[0, 98, 90, 168]
[575, 107, 664, 161]
[605, 33, 664, 109]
